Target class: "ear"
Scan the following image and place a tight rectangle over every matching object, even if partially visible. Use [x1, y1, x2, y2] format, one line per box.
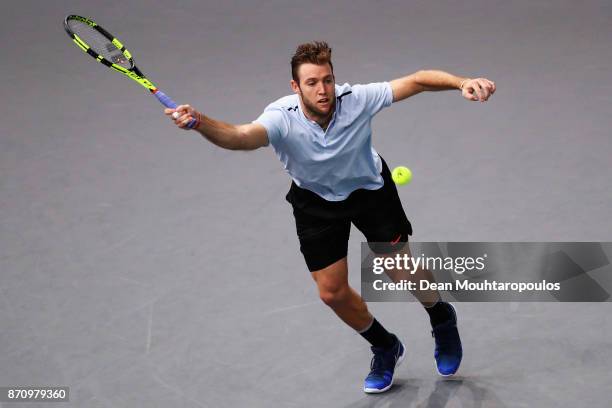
[290, 79, 301, 94]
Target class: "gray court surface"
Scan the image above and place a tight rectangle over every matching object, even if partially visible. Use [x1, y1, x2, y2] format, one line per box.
[1, 1, 611, 407]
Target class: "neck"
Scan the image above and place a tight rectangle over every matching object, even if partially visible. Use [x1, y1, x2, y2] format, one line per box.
[300, 100, 334, 130]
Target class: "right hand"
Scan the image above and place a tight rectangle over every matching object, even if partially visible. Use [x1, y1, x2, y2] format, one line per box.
[164, 104, 201, 130]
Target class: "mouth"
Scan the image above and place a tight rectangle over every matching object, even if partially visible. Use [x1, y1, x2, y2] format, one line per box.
[317, 98, 330, 106]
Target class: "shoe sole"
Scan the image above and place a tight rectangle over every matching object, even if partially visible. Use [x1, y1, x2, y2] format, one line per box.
[363, 342, 406, 394]
[435, 302, 461, 377]
[437, 370, 457, 377]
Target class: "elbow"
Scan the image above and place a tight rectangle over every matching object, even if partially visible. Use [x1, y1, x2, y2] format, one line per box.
[414, 70, 427, 87]
[413, 70, 433, 92]
[231, 125, 264, 151]
[228, 129, 249, 151]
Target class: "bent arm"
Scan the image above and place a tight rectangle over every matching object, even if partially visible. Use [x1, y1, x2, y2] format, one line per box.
[390, 70, 467, 102]
[196, 115, 269, 151]
[165, 105, 269, 151]
[390, 70, 496, 103]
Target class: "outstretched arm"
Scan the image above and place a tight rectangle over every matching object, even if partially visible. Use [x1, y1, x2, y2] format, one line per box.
[164, 105, 269, 151]
[390, 70, 496, 103]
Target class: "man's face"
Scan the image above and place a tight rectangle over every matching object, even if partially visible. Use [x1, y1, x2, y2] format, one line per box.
[291, 63, 336, 118]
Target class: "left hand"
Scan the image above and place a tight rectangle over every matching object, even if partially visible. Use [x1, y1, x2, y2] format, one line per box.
[460, 78, 496, 102]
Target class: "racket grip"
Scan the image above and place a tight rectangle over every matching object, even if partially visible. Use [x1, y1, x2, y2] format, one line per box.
[154, 90, 197, 129]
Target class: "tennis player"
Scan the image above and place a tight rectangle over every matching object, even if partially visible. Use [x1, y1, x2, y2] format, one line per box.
[166, 42, 495, 393]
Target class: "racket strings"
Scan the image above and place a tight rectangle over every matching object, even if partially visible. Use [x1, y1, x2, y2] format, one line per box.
[67, 19, 132, 69]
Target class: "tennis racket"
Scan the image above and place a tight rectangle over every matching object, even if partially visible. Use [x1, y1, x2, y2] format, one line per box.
[63, 14, 197, 128]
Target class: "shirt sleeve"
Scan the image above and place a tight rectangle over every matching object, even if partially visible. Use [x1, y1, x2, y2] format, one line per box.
[253, 108, 286, 148]
[352, 82, 394, 116]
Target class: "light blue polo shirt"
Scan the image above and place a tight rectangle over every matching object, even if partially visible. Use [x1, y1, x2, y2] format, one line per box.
[254, 82, 394, 201]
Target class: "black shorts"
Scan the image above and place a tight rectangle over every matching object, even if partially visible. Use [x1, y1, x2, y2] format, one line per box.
[286, 156, 412, 272]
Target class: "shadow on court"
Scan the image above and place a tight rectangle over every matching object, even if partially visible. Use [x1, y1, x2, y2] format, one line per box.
[344, 377, 507, 408]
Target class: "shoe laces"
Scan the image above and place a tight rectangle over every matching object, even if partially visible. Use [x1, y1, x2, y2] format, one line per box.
[432, 321, 459, 352]
[369, 346, 394, 376]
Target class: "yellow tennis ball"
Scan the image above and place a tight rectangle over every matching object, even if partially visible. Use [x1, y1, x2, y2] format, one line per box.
[391, 166, 412, 185]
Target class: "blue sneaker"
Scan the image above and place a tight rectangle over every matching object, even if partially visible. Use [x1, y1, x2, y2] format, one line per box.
[431, 303, 462, 376]
[363, 335, 405, 393]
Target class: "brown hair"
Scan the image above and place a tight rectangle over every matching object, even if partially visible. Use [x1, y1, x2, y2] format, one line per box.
[291, 41, 333, 83]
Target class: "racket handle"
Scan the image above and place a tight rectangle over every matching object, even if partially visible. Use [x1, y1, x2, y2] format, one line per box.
[153, 89, 197, 129]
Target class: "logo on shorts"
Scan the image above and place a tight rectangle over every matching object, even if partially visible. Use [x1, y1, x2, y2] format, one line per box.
[390, 234, 402, 245]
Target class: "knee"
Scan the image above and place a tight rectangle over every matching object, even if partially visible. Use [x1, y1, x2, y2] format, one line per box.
[318, 281, 350, 307]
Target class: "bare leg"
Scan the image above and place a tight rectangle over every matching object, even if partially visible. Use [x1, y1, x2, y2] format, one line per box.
[311, 257, 373, 331]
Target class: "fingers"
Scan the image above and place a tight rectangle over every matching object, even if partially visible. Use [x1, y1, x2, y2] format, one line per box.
[175, 113, 193, 129]
[166, 104, 196, 129]
[462, 86, 478, 101]
[179, 115, 195, 128]
[175, 104, 192, 115]
[464, 78, 496, 102]
[472, 81, 484, 101]
[477, 79, 493, 101]
[488, 79, 496, 94]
